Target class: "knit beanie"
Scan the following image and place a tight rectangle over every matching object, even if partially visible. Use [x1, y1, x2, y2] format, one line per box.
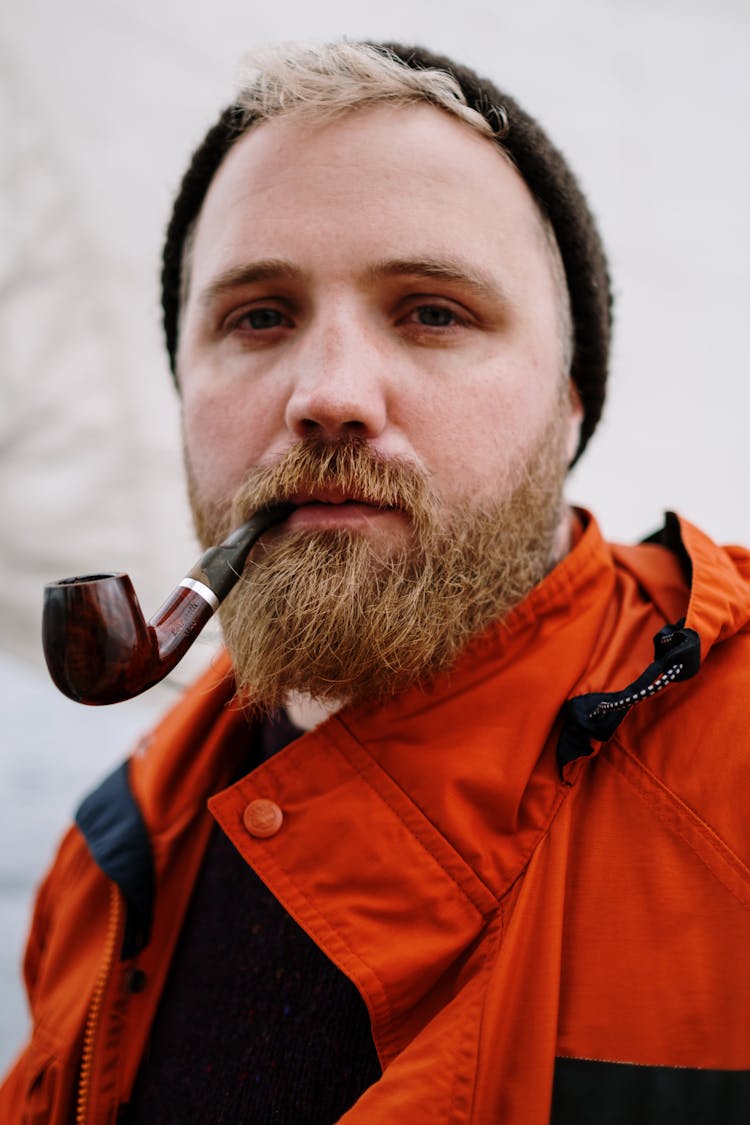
[161, 42, 612, 462]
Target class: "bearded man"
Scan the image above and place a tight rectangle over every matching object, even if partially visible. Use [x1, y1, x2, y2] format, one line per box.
[4, 41, 750, 1125]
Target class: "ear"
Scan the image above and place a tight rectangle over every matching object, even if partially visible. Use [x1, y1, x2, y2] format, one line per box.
[564, 379, 584, 466]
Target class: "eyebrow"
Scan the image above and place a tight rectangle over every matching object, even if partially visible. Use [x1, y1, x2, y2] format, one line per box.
[196, 254, 511, 313]
[362, 256, 513, 307]
[197, 259, 307, 312]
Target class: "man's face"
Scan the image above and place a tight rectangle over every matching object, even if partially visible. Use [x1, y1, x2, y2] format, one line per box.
[176, 103, 582, 707]
[178, 103, 580, 534]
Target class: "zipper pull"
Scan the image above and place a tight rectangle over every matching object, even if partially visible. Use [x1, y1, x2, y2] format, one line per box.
[556, 622, 701, 774]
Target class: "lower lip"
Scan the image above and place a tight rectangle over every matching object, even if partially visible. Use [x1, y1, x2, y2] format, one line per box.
[285, 502, 406, 533]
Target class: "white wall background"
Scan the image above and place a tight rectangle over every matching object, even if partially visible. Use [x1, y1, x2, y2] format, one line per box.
[1, 0, 748, 1073]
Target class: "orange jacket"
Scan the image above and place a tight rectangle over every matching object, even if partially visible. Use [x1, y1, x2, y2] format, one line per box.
[3, 511, 750, 1124]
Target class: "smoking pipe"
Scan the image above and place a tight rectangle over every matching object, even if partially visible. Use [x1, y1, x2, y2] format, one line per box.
[42, 505, 293, 705]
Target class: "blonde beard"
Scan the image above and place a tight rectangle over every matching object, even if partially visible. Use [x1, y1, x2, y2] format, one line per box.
[188, 416, 570, 713]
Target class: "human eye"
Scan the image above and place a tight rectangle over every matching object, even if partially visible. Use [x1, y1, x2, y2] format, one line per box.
[217, 301, 297, 349]
[398, 299, 471, 339]
[413, 305, 460, 328]
[229, 306, 290, 332]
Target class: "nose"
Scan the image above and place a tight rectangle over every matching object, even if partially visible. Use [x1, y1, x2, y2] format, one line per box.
[284, 314, 389, 442]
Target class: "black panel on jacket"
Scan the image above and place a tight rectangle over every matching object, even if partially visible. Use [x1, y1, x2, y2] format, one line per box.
[75, 760, 155, 959]
[552, 1057, 750, 1125]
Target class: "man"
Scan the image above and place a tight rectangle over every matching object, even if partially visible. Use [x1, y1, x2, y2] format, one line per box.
[3, 40, 750, 1124]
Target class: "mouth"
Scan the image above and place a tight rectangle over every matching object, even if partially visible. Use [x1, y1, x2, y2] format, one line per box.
[290, 487, 392, 509]
[269, 488, 404, 534]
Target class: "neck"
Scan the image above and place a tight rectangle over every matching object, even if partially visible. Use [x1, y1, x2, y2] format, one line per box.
[285, 692, 343, 731]
[551, 503, 576, 568]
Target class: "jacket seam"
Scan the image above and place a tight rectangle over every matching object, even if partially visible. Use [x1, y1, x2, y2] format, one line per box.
[555, 1052, 750, 1072]
[452, 903, 505, 1123]
[271, 732, 499, 920]
[340, 717, 577, 918]
[605, 737, 750, 909]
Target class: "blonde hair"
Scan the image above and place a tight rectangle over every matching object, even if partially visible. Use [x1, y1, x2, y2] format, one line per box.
[234, 41, 507, 139]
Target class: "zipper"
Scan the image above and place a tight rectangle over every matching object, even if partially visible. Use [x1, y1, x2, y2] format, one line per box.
[76, 881, 122, 1125]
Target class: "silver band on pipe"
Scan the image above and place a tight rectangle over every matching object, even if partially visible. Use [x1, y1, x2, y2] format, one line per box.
[180, 577, 220, 612]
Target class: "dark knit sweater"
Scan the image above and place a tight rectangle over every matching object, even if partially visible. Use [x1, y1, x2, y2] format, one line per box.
[127, 711, 381, 1123]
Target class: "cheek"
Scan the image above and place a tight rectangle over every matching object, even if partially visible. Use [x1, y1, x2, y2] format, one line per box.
[415, 360, 560, 503]
[426, 381, 535, 480]
[181, 383, 275, 504]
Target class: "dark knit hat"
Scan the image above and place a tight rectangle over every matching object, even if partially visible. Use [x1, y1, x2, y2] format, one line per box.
[161, 42, 612, 462]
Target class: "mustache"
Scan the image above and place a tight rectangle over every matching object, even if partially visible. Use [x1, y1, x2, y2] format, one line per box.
[230, 436, 434, 527]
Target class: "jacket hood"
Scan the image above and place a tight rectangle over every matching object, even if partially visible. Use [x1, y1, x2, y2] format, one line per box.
[616, 512, 750, 659]
[558, 511, 750, 771]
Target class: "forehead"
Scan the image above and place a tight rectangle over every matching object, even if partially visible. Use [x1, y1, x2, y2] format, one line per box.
[186, 102, 553, 299]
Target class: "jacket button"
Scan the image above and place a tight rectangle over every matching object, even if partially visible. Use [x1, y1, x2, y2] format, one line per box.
[243, 798, 284, 838]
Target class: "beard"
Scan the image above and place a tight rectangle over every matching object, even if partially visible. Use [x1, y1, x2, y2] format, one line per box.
[187, 411, 571, 713]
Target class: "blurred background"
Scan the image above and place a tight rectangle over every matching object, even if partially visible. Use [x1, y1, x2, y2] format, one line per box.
[2, 0, 748, 1072]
